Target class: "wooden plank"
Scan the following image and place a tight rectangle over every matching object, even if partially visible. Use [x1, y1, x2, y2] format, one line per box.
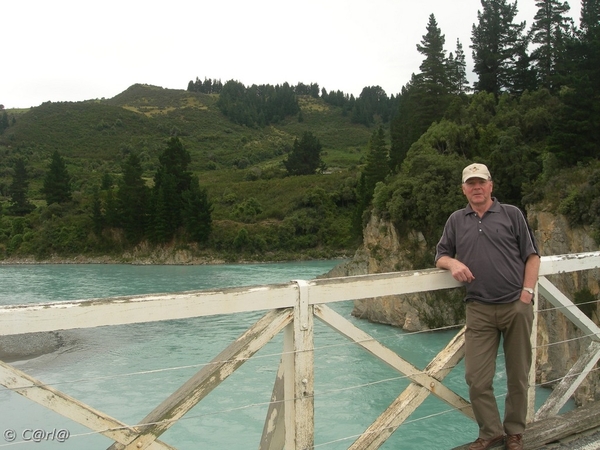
[538, 251, 600, 277]
[348, 327, 470, 449]
[0, 283, 299, 336]
[0, 361, 175, 450]
[528, 289, 540, 421]
[538, 276, 600, 341]
[314, 305, 473, 419]
[452, 401, 600, 450]
[535, 340, 600, 420]
[283, 323, 295, 450]
[291, 280, 315, 450]
[108, 308, 293, 450]
[259, 358, 285, 450]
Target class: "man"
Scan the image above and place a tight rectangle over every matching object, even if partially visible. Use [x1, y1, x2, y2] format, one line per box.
[435, 163, 540, 450]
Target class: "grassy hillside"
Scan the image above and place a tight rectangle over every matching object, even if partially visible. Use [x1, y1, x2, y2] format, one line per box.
[0, 84, 378, 261]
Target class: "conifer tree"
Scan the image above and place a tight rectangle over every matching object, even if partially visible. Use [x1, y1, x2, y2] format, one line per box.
[182, 176, 212, 243]
[447, 39, 471, 95]
[362, 126, 390, 196]
[578, 0, 600, 88]
[530, 0, 574, 90]
[8, 158, 35, 216]
[352, 126, 390, 239]
[390, 16, 454, 173]
[416, 14, 450, 94]
[150, 137, 193, 242]
[389, 78, 421, 171]
[549, 0, 600, 165]
[283, 132, 325, 176]
[42, 151, 72, 205]
[471, 0, 527, 95]
[117, 153, 149, 243]
[413, 15, 454, 127]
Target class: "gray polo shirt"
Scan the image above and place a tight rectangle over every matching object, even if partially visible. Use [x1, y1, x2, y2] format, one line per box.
[435, 198, 539, 304]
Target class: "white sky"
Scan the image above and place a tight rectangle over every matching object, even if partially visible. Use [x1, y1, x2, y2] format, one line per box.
[1, 0, 582, 109]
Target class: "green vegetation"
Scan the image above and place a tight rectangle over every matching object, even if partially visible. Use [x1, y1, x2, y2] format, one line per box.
[1, 0, 599, 263]
[0, 86, 369, 261]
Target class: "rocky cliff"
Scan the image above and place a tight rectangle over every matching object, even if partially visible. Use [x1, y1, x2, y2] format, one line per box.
[328, 209, 600, 406]
[531, 210, 600, 406]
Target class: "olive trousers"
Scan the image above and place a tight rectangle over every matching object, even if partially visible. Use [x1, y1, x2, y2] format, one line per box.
[464, 300, 534, 439]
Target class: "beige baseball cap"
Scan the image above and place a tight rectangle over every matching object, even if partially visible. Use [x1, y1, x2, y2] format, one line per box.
[462, 163, 492, 183]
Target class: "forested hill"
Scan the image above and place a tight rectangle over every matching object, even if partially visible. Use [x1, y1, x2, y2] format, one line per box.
[1, 0, 599, 264]
[0, 83, 379, 262]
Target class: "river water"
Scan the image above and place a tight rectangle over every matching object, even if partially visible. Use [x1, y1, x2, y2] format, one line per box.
[0, 262, 564, 449]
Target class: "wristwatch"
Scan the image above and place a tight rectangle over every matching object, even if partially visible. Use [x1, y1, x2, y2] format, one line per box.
[523, 287, 535, 296]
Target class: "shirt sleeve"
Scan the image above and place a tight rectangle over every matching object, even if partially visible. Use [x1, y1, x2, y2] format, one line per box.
[513, 207, 539, 262]
[435, 214, 457, 264]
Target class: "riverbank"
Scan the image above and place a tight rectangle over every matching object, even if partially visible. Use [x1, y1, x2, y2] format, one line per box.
[0, 248, 351, 266]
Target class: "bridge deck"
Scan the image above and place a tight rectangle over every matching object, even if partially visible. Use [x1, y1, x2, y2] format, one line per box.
[452, 401, 600, 449]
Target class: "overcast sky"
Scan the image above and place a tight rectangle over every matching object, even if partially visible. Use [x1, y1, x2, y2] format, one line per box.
[2, 0, 582, 109]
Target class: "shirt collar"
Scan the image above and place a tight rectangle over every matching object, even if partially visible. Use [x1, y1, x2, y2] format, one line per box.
[464, 197, 499, 216]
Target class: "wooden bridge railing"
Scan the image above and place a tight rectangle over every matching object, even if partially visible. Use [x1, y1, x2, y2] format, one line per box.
[1, 251, 599, 449]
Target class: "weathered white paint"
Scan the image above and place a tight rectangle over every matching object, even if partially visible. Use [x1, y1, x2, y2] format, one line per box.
[528, 287, 540, 422]
[290, 280, 314, 450]
[259, 357, 286, 449]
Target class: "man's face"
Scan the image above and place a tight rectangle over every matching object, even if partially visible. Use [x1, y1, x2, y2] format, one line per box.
[462, 177, 493, 207]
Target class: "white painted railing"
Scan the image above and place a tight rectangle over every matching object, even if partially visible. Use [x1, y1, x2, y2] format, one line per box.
[1, 251, 599, 450]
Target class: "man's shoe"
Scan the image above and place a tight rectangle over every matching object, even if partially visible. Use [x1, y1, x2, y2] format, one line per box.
[505, 434, 523, 450]
[468, 435, 504, 450]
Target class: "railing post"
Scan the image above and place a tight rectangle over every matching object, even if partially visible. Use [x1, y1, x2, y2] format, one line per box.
[283, 280, 314, 450]
[527, 282, 539, 422]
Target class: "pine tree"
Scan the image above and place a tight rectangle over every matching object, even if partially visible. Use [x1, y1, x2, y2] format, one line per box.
[352, 127, 390, 240]
[511, 36, 539, 94]
[8, 158, 35, 216]
[471, 0, 527, 95]
[389, 77, 422, 171]
[182, 176, 213, 243]
[549, 0, 600, 164]
[578, 0, 600, 90]
[416, 14, 450, 94]
[150, 137, 193, 242]
[390, 16, 455, 174]
[413, 14, 454, 139]
[117, 153, 149, 243]
[42, 151, 72, 205]
[530, 0, 574, 90]
[448, 39, 471, 95]
[283, 132, 325, 176]
[363, 126, 390, 196]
